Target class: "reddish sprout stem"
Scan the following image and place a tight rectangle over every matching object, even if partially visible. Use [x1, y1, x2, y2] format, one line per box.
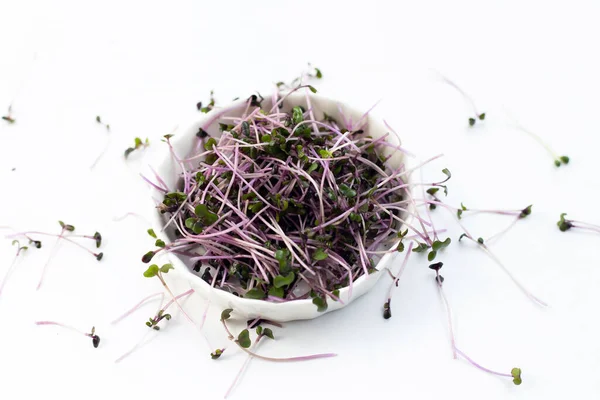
[112, 291, 163, 324]
[454, 347, 513, 378]
[435, 271, 457, 359]
[221, 319, 336, 363]
[0, 245, 28, 299]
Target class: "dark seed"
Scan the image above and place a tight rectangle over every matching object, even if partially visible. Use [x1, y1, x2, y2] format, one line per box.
[92, 335, 100, 348]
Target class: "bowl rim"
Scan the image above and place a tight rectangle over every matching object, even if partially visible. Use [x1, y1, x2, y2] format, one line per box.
[144, 90, 414, 315]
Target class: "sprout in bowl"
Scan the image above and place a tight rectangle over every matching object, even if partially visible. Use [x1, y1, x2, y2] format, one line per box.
[145, 89, 413, 322]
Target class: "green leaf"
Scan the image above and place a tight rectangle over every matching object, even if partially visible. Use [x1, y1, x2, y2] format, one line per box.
[324, 188, 337, 201]
[273, 272, 295, 288]
[428, 251, 437, 261]
[241, 121, 250, 137]
[519, 205, 532, 219]
[159, 264, 173, 273]
[457, 209, 463, 219]
[511, 367, 522, 385]
[307, 85, 317, 93]
[268, 286, 284, 298]
[96, 116, 102, 123]
[339, 183, 357, 198]
[124, 147, 135, 158]
[413, 243, 429, 253]
[349, 212, 362, 223]
[468, 117, 476, 126]
[442, 168, 451, 180]
[142, 251, 155, 263]
[220, 309, 233, 321]
[245, 288, 267, 300]
[559, 155, 570, 164]
[195, 204, 209, 217]
[154, 239, 165, 248]
[461, 203, 467, 211]
[432, 238, 451, 251]
[292, 106, 304, 125]
[143, 264, 159, 278]
[426, 188, 439, 196]
[195, 204, 219, 225]
[318, 149, 332, 158]
[313, 248, 328, 261]
[312, 296, 328, 312]
[93, 232, 102, 248]
[314, 68, 323, 79]
[204, 137, 217, 151]
[237, 329, 252, 348]
[458, 233, 468, 241]
[262, 328, 274, 340]
[185, 218, 196, 229]
[134, 137, 143, 147]
[249, 202, 264, 214]
[478, 113, 486, 120]
[192, 221, 204, 234]
[147, 228, 157, 238]
[396, 241, 405, 252]
[274, 248, 291, 274]
[211, 349, 223, 359]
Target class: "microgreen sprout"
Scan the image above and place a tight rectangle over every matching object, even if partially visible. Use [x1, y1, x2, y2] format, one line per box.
[505, 111, 569, 167]
[198, 90, 216, 113]
[124, 137, 150, 158]
[437, 74, 485, 126]
[220, 308, 336, 362]
[95, 115, 110, 131]
[142, 263, 211, 347]
[557, 213, 600, 233]
[2, 105, 15, 123]
[90, 116, 112, 169]
[384, 242, 414, 319]
[35, 321, 100, 348]
[457, 229, 546, 307]
[0, 240, 31, 299]
[5, 222, 104, 290]
[431, 264, 522, 385]
[277, 64, 323, 90]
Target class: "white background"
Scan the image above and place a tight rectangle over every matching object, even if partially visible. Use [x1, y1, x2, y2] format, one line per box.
[1, 0, 599, 399]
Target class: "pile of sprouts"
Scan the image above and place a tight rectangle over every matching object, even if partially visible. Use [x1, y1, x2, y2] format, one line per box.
[142, 86, 414, 311]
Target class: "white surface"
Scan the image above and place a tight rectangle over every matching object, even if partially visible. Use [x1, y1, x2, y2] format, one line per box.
[0, 1, 599, 399]
[148, 91, 408, 322]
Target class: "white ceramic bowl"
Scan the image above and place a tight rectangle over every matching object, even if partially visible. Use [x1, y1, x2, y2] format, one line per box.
[145, 91, 410, 322]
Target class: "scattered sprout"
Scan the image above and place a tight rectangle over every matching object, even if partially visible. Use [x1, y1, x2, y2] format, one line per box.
[511, 367, 522, 385]
[95, 115, 110, 131]
[198, 90, 216, 113]
[2, 106, 15, 123]
[556, 213, 600, 234]
[35, 321, 100, 349]
[557, 213, 573, 232]
[124, 137, 150, 158]
[437, 73, 485, 127]
[211, 348, 225, 359]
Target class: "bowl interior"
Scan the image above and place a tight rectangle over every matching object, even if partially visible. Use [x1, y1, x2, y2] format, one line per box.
[147, 91, 409, 321]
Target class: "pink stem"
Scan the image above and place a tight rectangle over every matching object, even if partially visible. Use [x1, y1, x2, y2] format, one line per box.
[112, 292, 163, 324]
